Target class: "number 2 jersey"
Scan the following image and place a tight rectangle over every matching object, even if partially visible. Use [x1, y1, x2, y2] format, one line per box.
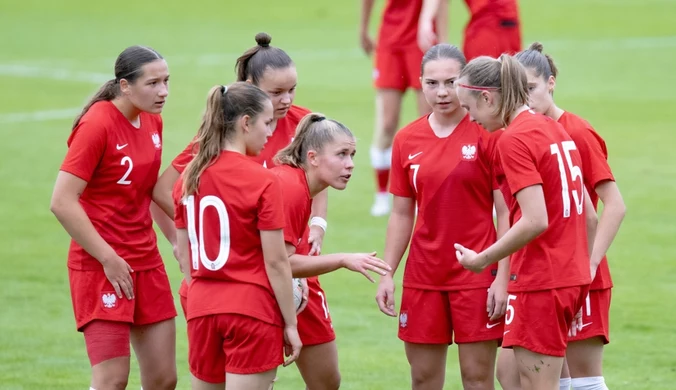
[389, 114, 501, 290]
[173, 151, 286, 326]
[495, 110, 592, 292]
[60, 101, 164, 271]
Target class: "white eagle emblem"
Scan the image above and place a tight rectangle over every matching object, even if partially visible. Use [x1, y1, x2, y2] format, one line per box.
[102, 293, 117, 308]
[462, 144, 477, 160]
[151, 133, 161, 149]
[399, 312, 408, 328]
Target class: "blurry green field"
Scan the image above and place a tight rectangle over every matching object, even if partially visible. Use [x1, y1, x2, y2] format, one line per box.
[1, 0, 675, 388]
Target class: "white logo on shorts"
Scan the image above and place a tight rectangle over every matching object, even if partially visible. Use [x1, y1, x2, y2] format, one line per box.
[102, 293, 117, 308]
[399, 312, 408, 328]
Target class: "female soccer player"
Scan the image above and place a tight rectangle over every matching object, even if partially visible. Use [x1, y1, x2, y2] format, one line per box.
[493, 42, 625, 390]
[453, 54, 597, 390]
[375, 43, 509, 390]
[50, 46, 177, 390]
[152, 32, 327, 315]
[359, 0, 447, 216]
[173, 82, 302, 390]
[272, 112, 392, 390]
[418, 0, 521, 61]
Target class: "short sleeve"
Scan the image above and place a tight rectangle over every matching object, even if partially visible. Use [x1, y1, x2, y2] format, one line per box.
[60, 119, 107, 182]
[569, 129, 614, 191]
[389, 134, 415, 198]
[172, 141, 196, 174]
[498, 132, 543, 195]
[173, 177, 187, 229]
[257, 175, 286, 231]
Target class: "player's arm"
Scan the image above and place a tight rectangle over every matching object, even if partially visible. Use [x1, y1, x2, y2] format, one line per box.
[590, 181, 625, 276]
[457, 184, 548, 272]
[287, 244, 390, 282]
[307, 188, 328, 255]
[359, 0, 376, 55]
[418, 0, 446, 52]
[153, 165, 180, 219]
[382, 195, 416, 277]
[175, 228, 191, 282]
[435, 0, 449, 44]
[488, 189, 511, 320]
[50, 171, 134, 298]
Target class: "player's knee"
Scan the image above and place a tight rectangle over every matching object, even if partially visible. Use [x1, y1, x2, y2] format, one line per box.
[410, 364, 443, 387]
[92, 372, 129, 390]
[143, 372, 177, 390]
[460, 363, 493, 390]
[311, 370, 340, 390]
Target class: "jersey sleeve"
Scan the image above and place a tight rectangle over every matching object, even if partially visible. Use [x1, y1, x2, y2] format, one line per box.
[258, 174, 286, 231]
[484, 130, 503, 191]
[173, 177, 187, 229]
[389, 133, 415, 198]
[172, 141, 196, 174]
[60, 119, 107, 182]
[570, 128, 615, 190]
[498, 132, 543, 195]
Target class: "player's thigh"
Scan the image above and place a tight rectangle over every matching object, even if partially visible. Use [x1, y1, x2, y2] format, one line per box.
[91, 356, 131, 390]
[566, 337, 605, 378]
[513, 346, 564, 390]
[225, 369, 277, 390]
[130, 318, 177, 388]
[405, 342, 448, 388]
[457, 340, 498, 387]
[296, 341, 341, 390]
[496, 348, 521, 390]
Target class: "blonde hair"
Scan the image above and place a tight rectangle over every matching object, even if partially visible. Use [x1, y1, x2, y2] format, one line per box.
[274, 113, 354, 167]
[182, 82, 270, 198]
[459, 54, 529, 127]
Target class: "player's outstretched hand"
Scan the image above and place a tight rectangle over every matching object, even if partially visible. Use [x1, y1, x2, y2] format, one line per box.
[343, 252, 391, 282]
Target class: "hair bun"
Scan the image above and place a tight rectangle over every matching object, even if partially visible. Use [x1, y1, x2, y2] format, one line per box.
[255, 32, 272, 48]
[528, 42, 544, 53]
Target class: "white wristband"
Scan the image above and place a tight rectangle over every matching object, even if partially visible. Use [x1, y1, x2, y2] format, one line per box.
[310, 216, 327, 232]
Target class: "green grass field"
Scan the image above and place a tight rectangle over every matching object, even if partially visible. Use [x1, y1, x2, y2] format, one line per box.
[1, 0, 675, 388]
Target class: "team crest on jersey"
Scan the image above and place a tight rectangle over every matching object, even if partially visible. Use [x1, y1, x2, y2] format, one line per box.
[151, 133, 161, 149]
[461, 144, 477, 160]
[399, 311, 408, 328]
[101, 293, 117, 309]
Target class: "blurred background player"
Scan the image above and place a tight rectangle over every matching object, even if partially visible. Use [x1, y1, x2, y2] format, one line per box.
[153, 32, 328, 317]
[375, 44, 509, 390]
[50, 46, 177, 390]
[492, 42, 626, 390]
[173, 82, 302, 389]
[418, 0, 521, 60]
[454, 54, 596, 390]
[273, 112, 391, 390]
[359, 0, 448, 216]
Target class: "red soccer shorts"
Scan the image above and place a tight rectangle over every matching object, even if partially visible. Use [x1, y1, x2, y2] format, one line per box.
[297, 277, 336, 346]
[187, 313, 283, 383]
[373, 47, 424, 91]
[569, 288, 611, 344]
[502, 285, 589, 357]
[464, 17, 521, 61]
[398, 287, 503, 344]
[69, 265, 177, 331]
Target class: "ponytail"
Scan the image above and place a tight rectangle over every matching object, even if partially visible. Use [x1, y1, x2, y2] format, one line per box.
[274, 113, 353, 167]
[234, 32, 293, 84]
[72, 79, 119, 130]
[182, 86, 228, 198]
[497, 54, 529, 126]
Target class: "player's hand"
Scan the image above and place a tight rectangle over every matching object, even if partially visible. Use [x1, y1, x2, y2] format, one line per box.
[568, 307, 583, 337]
[590, 264, 598, 282]
[454, 244, 485, 273]
[343, 252, 391, 282]
[308, 225, 325, 256]
[102, 254, 134, 300]
[283, 325, 302, 367]
[417, 20, 437, 53]
[375, 276, 397, 317]
[360, 32, 376, 56]
[487, 277, 508, 321]
[297, 278, 309, 314]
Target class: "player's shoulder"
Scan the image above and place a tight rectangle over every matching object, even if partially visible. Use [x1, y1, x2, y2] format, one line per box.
[559, 111, 600, 139]
[395, 115, 429, 142]
[287, 105, 312, 122]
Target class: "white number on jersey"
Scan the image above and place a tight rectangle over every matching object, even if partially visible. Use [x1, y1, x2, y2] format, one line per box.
[410, 164, 421, 193]
[116, 156, 133, 185]
[505, 294, 517, 325]
[183, 195, 231, 271]
[317, 291, 330, 319]
[550, 141, 584, 218]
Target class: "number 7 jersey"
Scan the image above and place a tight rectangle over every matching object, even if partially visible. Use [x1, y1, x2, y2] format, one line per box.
[495, 110, 592, 292]
[60, 101, 164, 271]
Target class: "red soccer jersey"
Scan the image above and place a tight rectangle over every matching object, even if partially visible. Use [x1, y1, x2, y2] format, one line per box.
[270, 165, 312, 250]
[60, 101, 163, 271]
[377, 0, 425, 50]
[558, 111, 615, 290]
[390, 114, 500, 290]
[464, 0, 519, 20]
[171, 105, 311, 173]
[173, 151, 286, 326]
[495, 110, 591, 292]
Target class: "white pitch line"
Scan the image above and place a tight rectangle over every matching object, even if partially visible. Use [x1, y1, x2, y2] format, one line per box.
[0, 64, 109, 84]
[0, 108, 80, 124]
